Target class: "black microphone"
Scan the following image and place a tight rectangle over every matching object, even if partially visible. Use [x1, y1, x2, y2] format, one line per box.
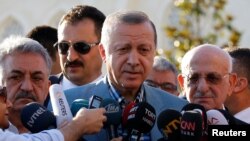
[70, 99, 89, 116]
[180, 110, 203, 141]
[181, 103, 207, 133]
[21, 102, 56, 133]
[100, 98, 122, 140]
[157, 109, 181, 141]
[123, 102, 156, 141]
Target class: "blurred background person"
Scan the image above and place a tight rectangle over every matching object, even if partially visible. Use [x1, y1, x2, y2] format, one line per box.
[225, 48, 250, 123]
[0, 85, 12, 129]
[145, 56, 179, 96]
[26, 25, 61, 75]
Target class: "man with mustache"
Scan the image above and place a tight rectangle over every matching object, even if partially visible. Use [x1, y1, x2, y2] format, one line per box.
[177, 44, 237, 111]
[63, 10, 188, 141]
[51, 5, 105, 90]
[0, 80, 107, 141]
[0, 35, 108, 135]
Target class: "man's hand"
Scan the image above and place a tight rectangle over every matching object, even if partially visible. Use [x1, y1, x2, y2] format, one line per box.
[74, 108, 107, 134]
[60, 108, 106, 141]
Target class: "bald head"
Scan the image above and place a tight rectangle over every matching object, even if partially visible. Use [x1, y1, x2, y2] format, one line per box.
[181, 44, 232, 75]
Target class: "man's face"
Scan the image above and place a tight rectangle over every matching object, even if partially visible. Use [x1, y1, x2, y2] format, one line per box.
[58, 19, 102, 85]
[0, 87, 12, 129]
[178, 54, 236, 110]
[146, 70, 179, 96]
[5, 53, 50, 112]
[100, 22, 156, 91]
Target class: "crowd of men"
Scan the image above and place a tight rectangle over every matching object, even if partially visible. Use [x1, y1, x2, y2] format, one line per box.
[0, 4, 249, 141]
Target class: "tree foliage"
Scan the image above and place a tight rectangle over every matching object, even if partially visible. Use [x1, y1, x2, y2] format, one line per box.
[159, 0, 242, 70]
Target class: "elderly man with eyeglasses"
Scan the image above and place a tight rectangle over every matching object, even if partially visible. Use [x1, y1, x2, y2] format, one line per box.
[177, 44, 237, 111]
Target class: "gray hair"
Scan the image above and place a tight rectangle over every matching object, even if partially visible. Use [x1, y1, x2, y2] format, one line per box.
[0, 35, 52, 77]
[101, 10, 157, 47]
[153, 56, 178, 76]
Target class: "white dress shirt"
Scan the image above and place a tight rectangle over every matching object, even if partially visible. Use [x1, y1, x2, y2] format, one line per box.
[234, 107, 250, 124]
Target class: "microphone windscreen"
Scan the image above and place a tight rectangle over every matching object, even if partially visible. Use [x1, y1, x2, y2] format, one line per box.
[180, 110, 203, 141]
[70, 99, 89, 116]
[49, 84, 73, 126]
[126, 102, 156, 133]
[206, 109, 229, 125]
[157, 109, 181, 141]
[100, 98, 122, 127]
[181, 103, 207, 131]
[217, 109, 248, 125]
[21, 102, 56, 133]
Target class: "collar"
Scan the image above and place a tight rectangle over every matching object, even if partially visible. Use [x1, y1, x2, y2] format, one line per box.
[61, 74, 103, 90]
[107, 77, 145, 106]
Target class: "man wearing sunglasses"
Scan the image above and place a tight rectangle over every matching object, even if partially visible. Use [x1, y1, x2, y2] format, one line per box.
[53, 5, 106, 90]
[145, 56, 179, 96]
[177, 44, 237, 111]
[0, 36, 107, 141]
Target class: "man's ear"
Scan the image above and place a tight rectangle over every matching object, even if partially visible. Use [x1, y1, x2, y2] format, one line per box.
[228, 73, 237, 96]
[99, 44, 106, 63]
[233, 77, 248, 93]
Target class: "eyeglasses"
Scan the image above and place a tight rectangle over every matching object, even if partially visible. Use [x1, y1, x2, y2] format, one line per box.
[145, 80, 177, 92]
[182, 72, 231, 86]
[0, 86, 7, 103]
[54, 41, 99, 55]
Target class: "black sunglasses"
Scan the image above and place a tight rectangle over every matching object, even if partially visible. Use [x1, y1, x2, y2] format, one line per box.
[0, 86, 7, 103]
[54, 41, 99, 55]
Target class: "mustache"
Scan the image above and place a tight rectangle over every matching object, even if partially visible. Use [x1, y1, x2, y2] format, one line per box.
[193, 92, 215, 98]
[64, 60, 84, 68]
[15, 91, 37, 101]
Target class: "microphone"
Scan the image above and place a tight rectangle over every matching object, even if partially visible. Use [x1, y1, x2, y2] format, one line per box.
[207, 109, 229, 125]
[99, 98, 122, 140]
[157, 109, 181, 141]
[181, 103, 207, 133]
[88, 95, 103, 109]
[21, 102, 56, 133]
[123, 102, 156, 141]
[208, 109, 248, 125]
[70, 99, 89, 116]
[180, 110, 203, 141]
[49, 84, 73, 126]
[122, 102, 136, 127]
